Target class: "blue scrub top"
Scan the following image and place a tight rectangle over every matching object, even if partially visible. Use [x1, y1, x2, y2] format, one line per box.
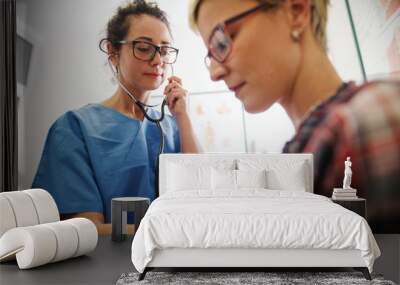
[32, 104, 181, 223]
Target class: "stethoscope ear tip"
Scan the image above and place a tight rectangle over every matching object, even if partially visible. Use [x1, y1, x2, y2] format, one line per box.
[99, 38, 109, 54]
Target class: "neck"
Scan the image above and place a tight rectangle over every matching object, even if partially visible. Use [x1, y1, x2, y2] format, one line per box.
[279, 37, 343, 130]
[102, 87, 150, 121]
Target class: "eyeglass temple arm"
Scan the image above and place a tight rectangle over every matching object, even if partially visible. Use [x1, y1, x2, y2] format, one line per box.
[225, 2, 276, 25]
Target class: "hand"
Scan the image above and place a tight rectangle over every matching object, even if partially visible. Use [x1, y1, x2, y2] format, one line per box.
[164, 76, 188, 118]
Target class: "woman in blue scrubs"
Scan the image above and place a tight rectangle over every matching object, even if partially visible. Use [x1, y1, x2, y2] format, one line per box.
[32, 0, 201, 234]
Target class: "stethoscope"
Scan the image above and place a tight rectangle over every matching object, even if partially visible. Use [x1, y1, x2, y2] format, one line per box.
[107, 58, 170, 122]
[102, 44, 174, 197]
[107, 58, 172, 157]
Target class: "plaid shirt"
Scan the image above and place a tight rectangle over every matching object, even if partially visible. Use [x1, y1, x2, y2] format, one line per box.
[283, 80, 400, 233]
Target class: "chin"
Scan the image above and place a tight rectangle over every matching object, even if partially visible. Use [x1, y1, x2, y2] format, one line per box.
[143, 77, 164, 89]
[146, 81, 163, 91]
[242, 98, 270, 114]
[244, 104, 263, 114]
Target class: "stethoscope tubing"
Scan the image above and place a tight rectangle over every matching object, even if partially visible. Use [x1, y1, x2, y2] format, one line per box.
[107, 58, 169, 123]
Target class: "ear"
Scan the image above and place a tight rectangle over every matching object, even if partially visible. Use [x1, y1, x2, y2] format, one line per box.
[285, 0, 311, 35]
[106, 41, 119, 66]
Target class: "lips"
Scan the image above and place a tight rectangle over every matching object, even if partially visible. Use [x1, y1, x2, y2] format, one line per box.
[229, 82, 246, 96]
[143, 72, 163, 78]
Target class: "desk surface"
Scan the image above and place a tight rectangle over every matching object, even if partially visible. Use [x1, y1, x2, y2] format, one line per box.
[0, 236, 134, 285]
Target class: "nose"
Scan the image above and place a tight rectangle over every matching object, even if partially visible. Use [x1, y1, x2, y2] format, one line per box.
[209, 58, 227, 82]
[150, 51, 163, 66]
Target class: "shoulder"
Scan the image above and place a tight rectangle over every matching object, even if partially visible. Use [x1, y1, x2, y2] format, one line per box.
[307, 80, 400, 193]
[325, 80, 400, 135]
[345, 80, 400, 112]
[301, 80, 400, 154]
[50, 105, 88, 130]
[47, 104, 102, 144]
[304, 80, 400, 165]
[53, 104, 108, 130]
[69, 104, 106, 124]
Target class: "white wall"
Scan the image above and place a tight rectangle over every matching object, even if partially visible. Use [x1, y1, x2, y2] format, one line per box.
[327, 0, 363, 82]
[16, 0, 361, 188]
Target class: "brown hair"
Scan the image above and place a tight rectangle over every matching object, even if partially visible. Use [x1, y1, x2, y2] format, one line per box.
[189, 0, 329, 51]
[101, 0, 171, 53]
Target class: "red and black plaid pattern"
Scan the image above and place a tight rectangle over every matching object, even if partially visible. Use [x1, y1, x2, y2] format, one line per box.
[283, 80, 400, 233]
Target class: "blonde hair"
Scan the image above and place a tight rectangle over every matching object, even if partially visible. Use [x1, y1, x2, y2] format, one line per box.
[189, 0, 329, 51]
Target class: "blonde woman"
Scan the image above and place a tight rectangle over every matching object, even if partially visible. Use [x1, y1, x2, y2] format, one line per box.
[190, 0, 400, 233]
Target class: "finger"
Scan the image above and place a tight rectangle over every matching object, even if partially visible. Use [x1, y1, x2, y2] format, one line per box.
[169, 92, 186, 109]
[167, 76, 182, 85]
[167, 91, 183, 107]
[171, 88, 188, 98]
[167, 96, 176, 111]
[164, 81, 175, 94]
[167, 90, 182, 106]
[168, 87, 185, 97]
[165, 81, 181, 94]
[167, 90, 180, 101]
[171, 81, 181, 89]
[164, 84, 173, 96]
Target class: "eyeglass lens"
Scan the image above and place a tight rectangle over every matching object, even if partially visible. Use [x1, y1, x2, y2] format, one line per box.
[133, 42, 177, 63]
[205, 27, 232, 68]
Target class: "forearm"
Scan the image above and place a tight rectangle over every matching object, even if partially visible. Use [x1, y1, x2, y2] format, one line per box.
[95, 224, 135, 236]
[60, 212, 134, 236]
[93, 223, 111, 235]
[176, 113, 202, 153]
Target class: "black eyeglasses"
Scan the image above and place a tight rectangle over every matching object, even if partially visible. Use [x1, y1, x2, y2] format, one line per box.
[204, 2, 278, 68]
[118, 40, 179, 64]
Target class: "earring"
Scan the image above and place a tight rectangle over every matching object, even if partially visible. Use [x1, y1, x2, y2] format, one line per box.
[291, 30, 301, 41]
